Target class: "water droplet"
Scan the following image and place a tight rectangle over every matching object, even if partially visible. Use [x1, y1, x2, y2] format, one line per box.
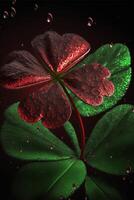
[50, 146, 54, 150]
[12, 0, 16, 5]
[72, 183, 77, 191]
[87, 17, 93, 27]
[37, 126, 40, 130]
[109, 44, 113, 48]
[20, 149, 23, 153]
[10, 7, 16, 18]
[34, 3, 38, 11]
[21, 43, 24, 47]
[26, 139, 30, 144]
[126, 166, 132, 174]
[47, 12, 53, 23]
[110, 155, 113, 159]
[3, 11, 9, 19]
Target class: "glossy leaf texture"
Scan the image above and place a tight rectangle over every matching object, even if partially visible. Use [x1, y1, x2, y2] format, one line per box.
[64, 121, 80, 157]
[0, 103, 76, 161]
[69, 44, 131, 116]
[84, 104, 134, 175]
[85, 176, 122, 200]
[12, 159, 86, 200]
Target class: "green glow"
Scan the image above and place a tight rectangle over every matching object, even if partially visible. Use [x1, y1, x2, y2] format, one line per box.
[69, 43, 131, 116]
[84, 104, 134, 175]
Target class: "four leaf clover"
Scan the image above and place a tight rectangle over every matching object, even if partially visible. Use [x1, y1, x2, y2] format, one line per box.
[0, 31, 114, 128]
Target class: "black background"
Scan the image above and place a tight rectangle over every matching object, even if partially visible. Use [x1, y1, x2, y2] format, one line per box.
[0, 0, 134, 199]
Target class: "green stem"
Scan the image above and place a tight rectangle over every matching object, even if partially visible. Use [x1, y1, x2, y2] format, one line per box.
[60, 81, 86, 159]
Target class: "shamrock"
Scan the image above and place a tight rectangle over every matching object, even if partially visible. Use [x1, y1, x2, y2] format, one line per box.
[0, 31, 114, 128]
[1, 103, 134, 200]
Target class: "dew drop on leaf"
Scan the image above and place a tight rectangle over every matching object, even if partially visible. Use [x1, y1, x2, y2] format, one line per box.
[47, 12, 53, 23]
[26, 139, 30, 144]
[87, 17, 93, 27]
[72, 183, 77, 191]
[10, 7, 16, 18]
[37, 126, 40, 130]
[3, 11, 9, 19]
[50, 146, 54, 150]
[34, 3, 38, 11]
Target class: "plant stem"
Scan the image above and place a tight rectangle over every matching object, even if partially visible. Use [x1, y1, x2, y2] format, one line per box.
[60, 81, 86, 159]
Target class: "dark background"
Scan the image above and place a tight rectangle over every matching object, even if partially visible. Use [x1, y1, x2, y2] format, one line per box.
[0, 0, 134, 199]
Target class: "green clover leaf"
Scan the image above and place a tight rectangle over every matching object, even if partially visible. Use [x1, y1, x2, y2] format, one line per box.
[69, 44, 131, 116]
[0, 103, 86, 200]
[84, 104, 134, 175]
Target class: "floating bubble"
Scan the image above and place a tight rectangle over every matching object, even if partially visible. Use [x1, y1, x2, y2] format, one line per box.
[11, 7, 16, 18]
[3, 11, 9, 19]
[47, 12, 53, 23]
[34, 3, 38, 11]
[87, 17, 93, 27]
